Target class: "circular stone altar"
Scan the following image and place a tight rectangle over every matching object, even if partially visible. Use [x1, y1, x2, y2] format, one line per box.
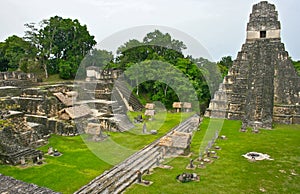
[242, 152, 273, 161]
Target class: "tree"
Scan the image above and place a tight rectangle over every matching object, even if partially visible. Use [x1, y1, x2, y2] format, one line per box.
[58, 60, 72, 79]
[0, 35, 36, 72]
[125, 60, 198, 109]
[25, 16, 96, 79]
[82, 49, 113, 68]
[115, 39, 148, 70]
[143, 30, 186, 53]
[291, 59, 300, 76]
[116, 30, 186, 70]
[0, 42, 9, 71]
[217, 56, 233, 77]
[117, 30, 221, 110]
[193, 57, 223, 97]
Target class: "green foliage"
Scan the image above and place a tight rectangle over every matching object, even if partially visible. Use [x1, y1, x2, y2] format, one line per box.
[117, 30, 222, 111]
[0, 16, 97, 80]
[292, 59, 300, 76]
[77, 48, 114, 78]
[0, 35, 36, 72]
[58, 61, 72, 79]
[0, 135, 112, 193]
[191, 57, 222, 107]
[24, 16, 96, 78]
[143, 29, 187, 52]
[124, 60, 200, 109]
[0, 42, 9, 71]
[82, 49, 113, 68]
[0, 119, 11, 129]
[115, 30, 186, 70]
[216, 56, 233, 77]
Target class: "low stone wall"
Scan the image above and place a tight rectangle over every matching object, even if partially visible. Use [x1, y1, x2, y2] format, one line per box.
[0, 86, 22, 97]
[0, 72, 37, 88]
[0, 72, 36, 81]
[273, 105, 300, 124]
[13, 96, 64, 117]
[25, 115, 81, 136]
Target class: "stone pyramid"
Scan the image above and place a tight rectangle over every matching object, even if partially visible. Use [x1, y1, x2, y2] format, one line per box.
[205, 1, 300, 129]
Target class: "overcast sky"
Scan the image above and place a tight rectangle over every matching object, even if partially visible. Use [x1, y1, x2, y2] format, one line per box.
[1, 0, 299, 61]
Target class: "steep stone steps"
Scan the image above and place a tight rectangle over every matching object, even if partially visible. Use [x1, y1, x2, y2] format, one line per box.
[113, 114, 135, 132]
[111, 92, 127, 114]
[113, 80, 144, 111]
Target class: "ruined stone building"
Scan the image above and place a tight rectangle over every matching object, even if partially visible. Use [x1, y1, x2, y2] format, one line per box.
[0, 67, 144, 165]
[205, 1, 300, 128]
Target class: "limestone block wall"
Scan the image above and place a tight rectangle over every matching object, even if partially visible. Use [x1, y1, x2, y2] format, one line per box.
[13, 96, 64, 117]
[0, 72, 36, 81]
[273, 105, 300, 124]
[205, 1, 300, 128]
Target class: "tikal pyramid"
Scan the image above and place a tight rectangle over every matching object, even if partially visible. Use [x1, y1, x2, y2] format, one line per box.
[205, 1, 300, 129]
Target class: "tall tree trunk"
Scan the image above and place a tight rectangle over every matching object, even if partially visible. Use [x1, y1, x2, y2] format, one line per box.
[43, 63, 48, 79]
[164, 84, 168, 97]
[136, 78, 139, 96]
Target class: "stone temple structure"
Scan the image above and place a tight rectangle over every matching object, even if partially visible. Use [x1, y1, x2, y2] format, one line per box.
[205, 1, 300, 128]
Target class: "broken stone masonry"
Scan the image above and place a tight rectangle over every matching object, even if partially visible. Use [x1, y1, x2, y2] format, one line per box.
[205, 1, 300, 128]
[0, 67, 144, 165]
[0, 68, 145, 193]
[0, 82, 74, 165]
[0, 173, 60, 194]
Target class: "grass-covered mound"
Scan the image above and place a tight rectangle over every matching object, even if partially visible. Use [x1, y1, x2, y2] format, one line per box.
[125, 118, 300, 194]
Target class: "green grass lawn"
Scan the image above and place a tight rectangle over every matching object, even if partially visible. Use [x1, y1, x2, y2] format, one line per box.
[82, 111, 194, 165]
[0, 135, 111, 193]
[0, 115, 299, 194]
[0, 135, 112, 193]
[0, 112, 192, 193]
[125, 118, 300, 194]
[42, 74, 74, 83]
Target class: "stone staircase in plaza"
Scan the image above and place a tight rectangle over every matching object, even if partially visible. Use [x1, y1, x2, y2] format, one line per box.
[75, 114, 200, 194]
[113, 80, 144, 112]
[113, 114, 135, 132]
[111, 90, 128, 115]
